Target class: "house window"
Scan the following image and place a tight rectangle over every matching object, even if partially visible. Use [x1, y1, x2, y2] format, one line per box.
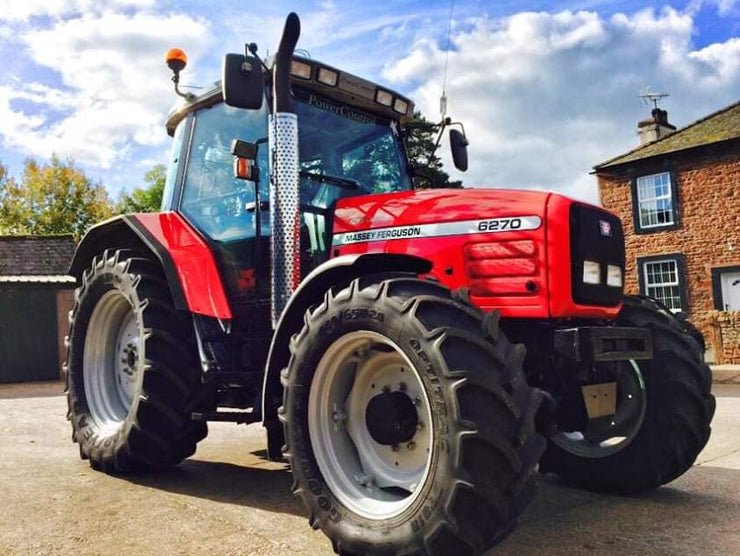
[638, 254, 687, 313]
[632, 171, 678, 232]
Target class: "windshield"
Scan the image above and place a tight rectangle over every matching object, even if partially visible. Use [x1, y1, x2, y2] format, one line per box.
[294, 88, 412, 206]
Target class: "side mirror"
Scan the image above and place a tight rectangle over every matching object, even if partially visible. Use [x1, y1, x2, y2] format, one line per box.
[222, 54, 264, 110]
[449, 129, 469, 172]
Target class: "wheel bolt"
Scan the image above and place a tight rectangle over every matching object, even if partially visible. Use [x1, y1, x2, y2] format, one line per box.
[355, 473, 373, 487]
[382, 385, 391, 393]
[417, 422, 425, 430]
[413, 396, 422, 406]
[399, 382, 407, 392]
[391, 444, 400, 452]
[407, 441, 416, 451]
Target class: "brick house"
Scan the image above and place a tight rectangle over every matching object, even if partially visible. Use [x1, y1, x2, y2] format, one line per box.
[594, 103, 740, 364]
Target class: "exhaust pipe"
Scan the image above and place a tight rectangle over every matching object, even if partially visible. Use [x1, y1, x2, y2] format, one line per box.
[269, 12, 301, 328]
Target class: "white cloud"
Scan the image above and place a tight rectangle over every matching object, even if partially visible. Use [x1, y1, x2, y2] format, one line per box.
[0, 0, 155, 22]
[0, 11, 210, 168]
[384, 7, 740, 203]
[687, 0, 739, 16]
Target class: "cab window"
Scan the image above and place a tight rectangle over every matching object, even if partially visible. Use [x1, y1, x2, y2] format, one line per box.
[181, 101, 268, 241]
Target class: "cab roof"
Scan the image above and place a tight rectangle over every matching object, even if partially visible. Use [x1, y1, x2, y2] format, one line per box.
[165, 56, 414, 136]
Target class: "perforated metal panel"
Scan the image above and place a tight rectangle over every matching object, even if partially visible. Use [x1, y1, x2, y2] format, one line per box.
[268, 112, 301, 327]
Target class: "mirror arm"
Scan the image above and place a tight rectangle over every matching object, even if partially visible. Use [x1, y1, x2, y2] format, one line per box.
[428, 117, 451, 165]
[427, 118, 468, 163]
[245, 42, 273, 108]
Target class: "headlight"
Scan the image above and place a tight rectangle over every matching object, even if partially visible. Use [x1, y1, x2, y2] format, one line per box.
[583, 260, 601, 285]
[607, 265, 623, 288]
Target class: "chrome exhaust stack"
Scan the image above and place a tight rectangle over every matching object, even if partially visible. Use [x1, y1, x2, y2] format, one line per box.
[269, 12, 301, 328]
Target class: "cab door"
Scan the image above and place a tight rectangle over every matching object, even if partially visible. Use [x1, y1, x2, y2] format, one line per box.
[179, 100, 269, 307]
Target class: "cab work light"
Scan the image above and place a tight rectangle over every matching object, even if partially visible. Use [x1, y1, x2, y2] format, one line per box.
[376, 90, 393, 107]
[291, 60, 312, 79]
[583, 260, 601, 285]
[394, 98, 409, 115]
[317, 67, 338, 86]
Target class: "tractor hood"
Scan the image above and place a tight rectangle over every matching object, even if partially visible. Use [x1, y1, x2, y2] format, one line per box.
[333, 188, 553, 236]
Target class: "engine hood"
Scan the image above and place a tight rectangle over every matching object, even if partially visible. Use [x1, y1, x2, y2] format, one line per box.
[333, 188, 554, 233]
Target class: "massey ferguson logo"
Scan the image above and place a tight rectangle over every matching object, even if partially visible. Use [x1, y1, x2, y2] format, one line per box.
[599, 220, 612, 237]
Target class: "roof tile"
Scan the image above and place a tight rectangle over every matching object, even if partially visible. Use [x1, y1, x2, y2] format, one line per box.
[0, 235, 76, 276]
[595, 100, 740, 170]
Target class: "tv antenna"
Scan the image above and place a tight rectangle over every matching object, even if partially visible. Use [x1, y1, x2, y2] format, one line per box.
[639, 88, 669, 110]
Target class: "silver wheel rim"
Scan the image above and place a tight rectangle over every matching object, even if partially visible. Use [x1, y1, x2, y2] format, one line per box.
[308, 331, 433, 520]
[552, 360, 646, 458]
[83, 290, 142, 436]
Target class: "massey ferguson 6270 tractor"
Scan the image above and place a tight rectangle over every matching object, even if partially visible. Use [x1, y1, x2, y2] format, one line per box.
[65, 13, 715, 555]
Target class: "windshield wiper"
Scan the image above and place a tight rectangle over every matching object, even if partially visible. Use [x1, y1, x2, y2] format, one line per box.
[299, 170, 361, 190]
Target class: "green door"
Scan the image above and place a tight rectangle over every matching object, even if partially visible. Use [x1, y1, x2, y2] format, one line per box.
[0, 287, 59, 383]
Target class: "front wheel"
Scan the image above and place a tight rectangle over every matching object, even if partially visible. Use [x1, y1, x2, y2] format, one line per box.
[540, 296, 716, 493]
[280, 276, 545, 555]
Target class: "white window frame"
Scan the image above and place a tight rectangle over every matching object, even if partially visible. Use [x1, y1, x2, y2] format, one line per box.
[643, 258, 683, 312]
[636, 171, 674, 230]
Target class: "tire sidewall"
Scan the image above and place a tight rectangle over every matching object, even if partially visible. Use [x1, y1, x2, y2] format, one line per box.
[285, 291, 459, 549]
[67, 257, 145, 461]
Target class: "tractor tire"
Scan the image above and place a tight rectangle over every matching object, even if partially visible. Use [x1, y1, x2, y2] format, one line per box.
[540, 295, 716, 493]
[65, 249, 207, 473]
[280, 276, 545, 556]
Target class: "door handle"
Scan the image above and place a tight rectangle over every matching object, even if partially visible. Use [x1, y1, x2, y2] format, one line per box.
[244, 201, 269, 212]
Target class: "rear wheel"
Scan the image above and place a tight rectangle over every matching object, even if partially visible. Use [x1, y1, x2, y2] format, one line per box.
[280, 276, 545, 555]
[540, 296, 716, 492]
[65, 249, 207, 472]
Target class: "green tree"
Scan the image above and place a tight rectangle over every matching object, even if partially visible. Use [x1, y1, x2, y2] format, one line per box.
[404, 111, 463, 189]
[0, 162, 26, 235]
[117, 164, 166, 213]
[0, 157, 113, 240]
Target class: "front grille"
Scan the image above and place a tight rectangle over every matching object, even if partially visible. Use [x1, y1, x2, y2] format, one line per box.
[464, 240, 539, 297]
[569, 204, 625, 306]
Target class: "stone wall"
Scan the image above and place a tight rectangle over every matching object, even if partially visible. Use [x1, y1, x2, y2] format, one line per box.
[597, 141, 740, 362]
[706, 311, 740, 364]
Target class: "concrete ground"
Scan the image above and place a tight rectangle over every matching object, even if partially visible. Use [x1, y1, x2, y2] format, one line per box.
[1, 382, 738, 556]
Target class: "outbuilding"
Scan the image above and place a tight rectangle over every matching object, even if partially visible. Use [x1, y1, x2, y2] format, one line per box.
[0, 235, 76, 382]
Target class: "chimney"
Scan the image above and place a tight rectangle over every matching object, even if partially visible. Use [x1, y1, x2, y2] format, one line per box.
[637, 108, 676, 145]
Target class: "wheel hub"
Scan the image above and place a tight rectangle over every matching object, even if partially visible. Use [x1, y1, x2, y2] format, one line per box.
[365, 390, 419, 445]
[308, 331, 433, 520]
[83, 290, 141, 435]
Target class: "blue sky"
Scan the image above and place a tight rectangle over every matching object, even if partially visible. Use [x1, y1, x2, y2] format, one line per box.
[1, 0, 739, 203]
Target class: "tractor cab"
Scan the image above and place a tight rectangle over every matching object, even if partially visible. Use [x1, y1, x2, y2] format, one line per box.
[162, 57, 415, 308]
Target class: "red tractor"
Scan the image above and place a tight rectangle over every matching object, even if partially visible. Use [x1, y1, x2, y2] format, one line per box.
[65, 13, 715, 555]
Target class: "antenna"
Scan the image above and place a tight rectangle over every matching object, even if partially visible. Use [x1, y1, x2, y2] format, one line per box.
[440, 0, 454, 118]
[639, 87, 669, 110]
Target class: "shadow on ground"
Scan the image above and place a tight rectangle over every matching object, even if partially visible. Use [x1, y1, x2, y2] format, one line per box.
[127, 457, 307, 518]
[124, 452, 739, 554]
